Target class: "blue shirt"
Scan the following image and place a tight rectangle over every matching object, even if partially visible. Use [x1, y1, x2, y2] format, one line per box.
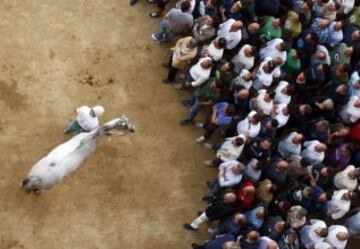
[311, 18, 329, 44]
[215, 102, 232, 125]
[309, 187, 326, 213]
[245, 206, 264, 229]
[204, 233, 236, 249]
[346, 212, 360, 234]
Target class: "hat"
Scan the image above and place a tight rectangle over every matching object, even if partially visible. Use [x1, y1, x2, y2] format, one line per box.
[92, 106, 105, 117]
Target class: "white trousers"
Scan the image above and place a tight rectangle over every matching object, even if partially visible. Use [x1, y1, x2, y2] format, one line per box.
[190, 212, 208, 229]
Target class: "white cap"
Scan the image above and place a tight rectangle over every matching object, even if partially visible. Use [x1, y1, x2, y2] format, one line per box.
[92, 106, 105, 116]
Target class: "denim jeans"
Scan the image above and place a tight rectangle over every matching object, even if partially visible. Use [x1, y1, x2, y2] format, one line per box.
[184, 90, 200, 121]
[154, 20, 175, 43]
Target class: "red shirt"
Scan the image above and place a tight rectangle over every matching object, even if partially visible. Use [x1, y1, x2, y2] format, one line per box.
[235, 181, 255, 209]
[349, 122, 360, 143]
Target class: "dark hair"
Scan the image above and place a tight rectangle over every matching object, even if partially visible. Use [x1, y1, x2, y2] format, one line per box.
[226, 104, 236, 116]
[280, 42, 290, 52]
[217, 37, 227, 48]
[234, 137, 245, 146]
[262, 137, 272, 144]
[267, 91, 276, 99]
[343, 63, 352, 74]
[304, 187, 314, 198]
[252, 113, 262, 124]
[181, 0, 191, 12]
[286, 84, 295, 95]
[282, 201, 291, 211]
[302, 104, 313, 114]
[326, 167, 335, 176]
[322, 64, 331, 75]
[227, 62, 235, 72]
[269, 184, 277, 193]
[251, 47, 258, 59]
[214, 80, 223, 89]
[270, 119, 279, 128]
[330, 122, 345, 133]
[309, 32, 319, 43]
[300, 158, 310, 168]
[318, 228, 328, 238]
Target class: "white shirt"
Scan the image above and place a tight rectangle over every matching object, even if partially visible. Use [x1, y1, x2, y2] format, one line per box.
[217, 19, 242, 50]
[258, 236, 279, 249]
[300, 219, 327, 249]
[339, 96, 360, 124]
[274, 81, 291, 104]
[218, 160, 243, 187]
[312, 45, 331, 65]
[253, 57, 280, 90]
[313, 0, 326, 16]
[278, 132, 302, 157]
[301, 140, 325, 165]
[189, 57, 212, 87]
[206, 40, 224, 62]
[327, 189, 351, 220]
[334, 165, 358, 191]
[76, 106, 100, 131]
[349, 71, 360, 97]
[259, 38, 287, 64]
[237, 111, 261, 138]
[244, 159, 261, 183]
[327, 22, 343, 47]
[273, 103, 290, 128]
[314, 242, 333, 249]
[336, 0, 354, 14]
[232, 44, 254, 73]
[216, 135, 246, 161]
[233, 69, 253, 89]
[253, 89, 274, 115]
[325, 225, 348, 249]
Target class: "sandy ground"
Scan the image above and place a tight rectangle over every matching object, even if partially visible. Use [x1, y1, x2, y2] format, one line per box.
[1, 1, 359, 249]
[0, 1, 217, 248]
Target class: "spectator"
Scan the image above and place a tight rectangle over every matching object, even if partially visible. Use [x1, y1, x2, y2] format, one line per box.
[301, 140, 327, 165]
[325, 225, 349, 249]
[196, 102, 236, 143]
[299, 219, 328, 249]
[217, 19, 243, 50]
[176, 56, 213, 89]
[192, 15, 216, 43]
[326, 189, 352, 220]
[277, 132, 303, 158]
[334, 165, 359, 191]
[184, 192, 237, 230]
[163, 36, 198, 83]
[152, 1, 194, 43]
[204, 134, 246, 167]
[180, 80, 222, 125]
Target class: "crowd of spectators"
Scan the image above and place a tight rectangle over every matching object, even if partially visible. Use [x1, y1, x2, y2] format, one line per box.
[131, 0, 360, 248]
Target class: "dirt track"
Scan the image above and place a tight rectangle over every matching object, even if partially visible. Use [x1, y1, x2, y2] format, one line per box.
[0, 1, 216, 248]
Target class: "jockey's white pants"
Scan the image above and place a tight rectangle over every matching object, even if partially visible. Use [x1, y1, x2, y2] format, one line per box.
[190, 212, 208, 229]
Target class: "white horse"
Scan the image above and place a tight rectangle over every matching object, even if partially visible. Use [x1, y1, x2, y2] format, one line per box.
[21, 116, 135, 194]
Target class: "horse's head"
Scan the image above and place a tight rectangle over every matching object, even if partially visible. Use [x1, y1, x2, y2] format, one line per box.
[104, 115, 135, 133]
[20, 176, 41, 193]
[115, 115, 135, 133]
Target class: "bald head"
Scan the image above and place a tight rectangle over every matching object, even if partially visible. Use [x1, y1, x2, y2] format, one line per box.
[336, 231, 349, 241]
[224, 192, 237, 203]
[267, 241, 278, 249]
